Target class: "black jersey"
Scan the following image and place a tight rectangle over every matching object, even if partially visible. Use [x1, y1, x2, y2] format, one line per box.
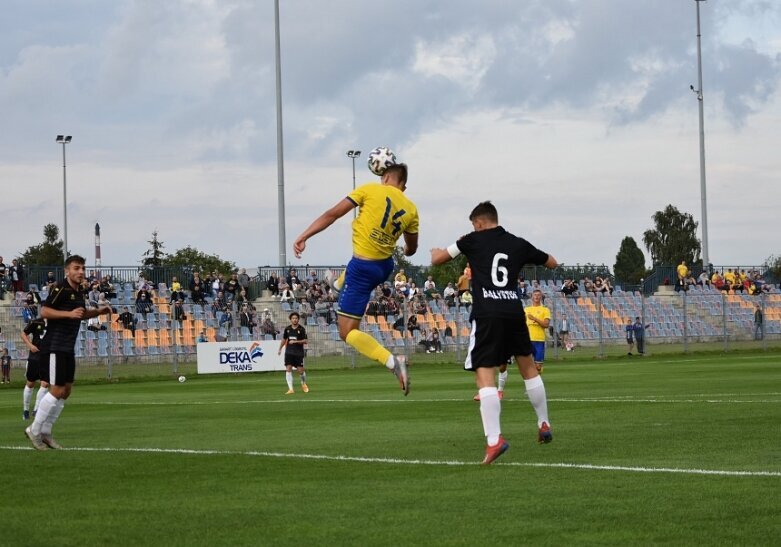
[456, 226, 549, 319]
[24, 318, 46, 359]
[40, 280, 86, 353]
[282, 325, 307, 357]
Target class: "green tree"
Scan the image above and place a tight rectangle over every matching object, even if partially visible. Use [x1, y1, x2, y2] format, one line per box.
[19, 223, 65, 265]
[763, 254, 781, 281]
[163, 246, 236, 275]
[642, 205, 701, 266]
[141, 230, 165, 268]
[613, 237, 647, 284]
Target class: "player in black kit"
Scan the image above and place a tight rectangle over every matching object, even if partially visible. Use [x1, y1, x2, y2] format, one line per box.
[21, 317, 48, 421]
[25, 255, 112, 450]
[431, 201, 558, 464]
[278, 312, 309, 394]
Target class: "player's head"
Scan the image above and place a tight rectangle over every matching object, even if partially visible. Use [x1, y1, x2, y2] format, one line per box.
[64, 255, 86, 284]
[532, 289, 543, 304]
[289, 312, 300, 325]
[468, 201, 498, 231]
[382, 163, 408, 190]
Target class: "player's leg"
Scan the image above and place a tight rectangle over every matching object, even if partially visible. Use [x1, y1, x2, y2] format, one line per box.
[284, 364, 294, 394]
[23, 379, 35, 420]
[515, 354, 552, 443]
[34, 381, 49, 416]
[337, 258, 408, 394]
[28, 353, 71, 449]
[497, 361, 509, 397]
[298, 364, 308, 392]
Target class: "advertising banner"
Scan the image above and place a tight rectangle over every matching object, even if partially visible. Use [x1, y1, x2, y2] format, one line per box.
[196, 341, 285, 374]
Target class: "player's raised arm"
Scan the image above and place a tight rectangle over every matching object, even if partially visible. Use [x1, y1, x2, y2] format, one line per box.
[544, 254, 559, 269]
[403, 232, 418, 257]
[293, 198, 356, 258]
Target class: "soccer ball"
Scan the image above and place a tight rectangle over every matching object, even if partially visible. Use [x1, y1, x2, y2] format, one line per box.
[367, 146, 397, 176]
[178, 375, 186, 383]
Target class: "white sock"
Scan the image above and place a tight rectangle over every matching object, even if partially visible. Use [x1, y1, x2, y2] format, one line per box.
[23, 386, 33, 411]
[498, 371, 508, 392]
[285, 372, 293, 390]
[34, 386, 49, 412]
[300, 372, 307, 385]
[42, 399, 66, 436]
[478, 387, 501, 446]
[385, 355, 395, 370]
[31, 393, 58, 436]
[524, 376, 550, 428]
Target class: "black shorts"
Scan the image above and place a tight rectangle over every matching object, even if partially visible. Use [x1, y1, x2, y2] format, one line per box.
[285, 353, 305, 368]
[39, 352, 76, 386]
[25, 358, 43, 383]
[465, 316, 532, 371]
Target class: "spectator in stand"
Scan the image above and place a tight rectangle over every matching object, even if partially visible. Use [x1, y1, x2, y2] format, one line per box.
[460, 289, 473, 310]
[286, 268, 301, 290]
[633, 317, 651, 355]
[224, 272, 240, 302]
[594, 276, 613, 295]
[191, 282, 205, 305]
[443, 282, 457, 309]
[559, 314, 570, 347]
[407, 314, 420, 338]
[423, 275, 437, 293]
[22, 301, 36, 324]
[279, 283, 295, 305]
[306, 270, 319, 286]
[87, 270, 98, 285]
[292, 282, 307, 303]
[516, 278, 529, 300]
[676, 261, 688, 292]
[116, 306, 136, 335]
[697, 271, 710, 288]
[219, 308, 233, 328]
[299, 299, 312, 322]
[392, 315, 405, 334]
[394, 269, 407, 288]
[384, 295, 399, 318]
[97, 293, 114, 313]
[456, 267, 470, 297]
[136, 292, 154, 318]
[315, 298, 331, 323]
[88, 285, 102, 307]
[1, 348, 11, 384]
[211, 291, 227, 313]
[407, 281, 422, 301]
[260, 312, 279, 339]
[10, 259, 24, 292]
[190, 271, 202, 293]
[412, 293, 428, 316]
[135, 272, 147, 290]
[87, 306, 108, 332]
[99, 276, 116, 299]
[754, 304, 763, 341]
[211, 274, 223, 296]
[428, 327, 443, 353]
[583, 277, 596, 295]
[0, 256, 7, 298]
[625, 318, 635, 356]
[203, 272, 214, 296]
[46, 271, 57, 290]
[170, 276, 182, 302]
[560, 279, 579, 298]
[238, 268, 251, 299]
[27, 285, 42, 306]
[239, 304, 256, 334]
[711, 271, 727, 292]
[173, 299, 187, 322]
[198, 329, 209, 343]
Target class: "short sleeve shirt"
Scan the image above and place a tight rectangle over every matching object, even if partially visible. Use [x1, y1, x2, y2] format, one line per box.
[283, 325, 307, 357]
[455, 226, 549, 319]
[40, 280, 86, 353]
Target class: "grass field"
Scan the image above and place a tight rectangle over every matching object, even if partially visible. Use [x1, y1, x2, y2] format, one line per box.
[1, 351, 779, 546]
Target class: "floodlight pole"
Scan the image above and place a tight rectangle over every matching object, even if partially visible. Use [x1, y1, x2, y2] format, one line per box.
[693, 0, 710, 270]
[274, 0, 287, 267]
[346, 150, 361, 218]
[56, 135, 72, 261]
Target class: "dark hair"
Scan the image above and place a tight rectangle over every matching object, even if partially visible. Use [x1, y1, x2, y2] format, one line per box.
[469, 201, 498, 223]
[65, 255, 86, 266]
[289, 312, 300, 320]
[384, 163, 408, 184]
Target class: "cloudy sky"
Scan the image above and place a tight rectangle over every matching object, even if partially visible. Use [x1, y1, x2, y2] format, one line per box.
[1, 0, 779, 272]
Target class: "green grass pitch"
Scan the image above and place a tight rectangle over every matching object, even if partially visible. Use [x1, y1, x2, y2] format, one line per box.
[1, 351, 779, 546]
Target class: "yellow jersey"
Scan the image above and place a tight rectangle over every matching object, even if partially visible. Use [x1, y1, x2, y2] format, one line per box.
[347, 183, 419, 260]
[677, 264, 688, 279]
[724, 271, 736, 284]
[525, 304, 551, 342]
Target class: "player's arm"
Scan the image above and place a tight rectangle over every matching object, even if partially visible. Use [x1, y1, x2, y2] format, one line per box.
[543, 254, 559, 269]
[293, 199, 355, 258]
[403, 232, 418, 257]
[278, 332, 288, 354]
[83, 306, 111, 319]
[20, 329, 39, 353]
[42, 305, 84, 320]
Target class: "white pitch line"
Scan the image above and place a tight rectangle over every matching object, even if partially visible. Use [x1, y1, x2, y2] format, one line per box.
[0, 396, 779, 409]
[1, 445, 778, 477]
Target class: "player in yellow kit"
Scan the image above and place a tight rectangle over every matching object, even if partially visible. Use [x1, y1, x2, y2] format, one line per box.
[293, 163, 418, 395]
[525, 289, 551, 372]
